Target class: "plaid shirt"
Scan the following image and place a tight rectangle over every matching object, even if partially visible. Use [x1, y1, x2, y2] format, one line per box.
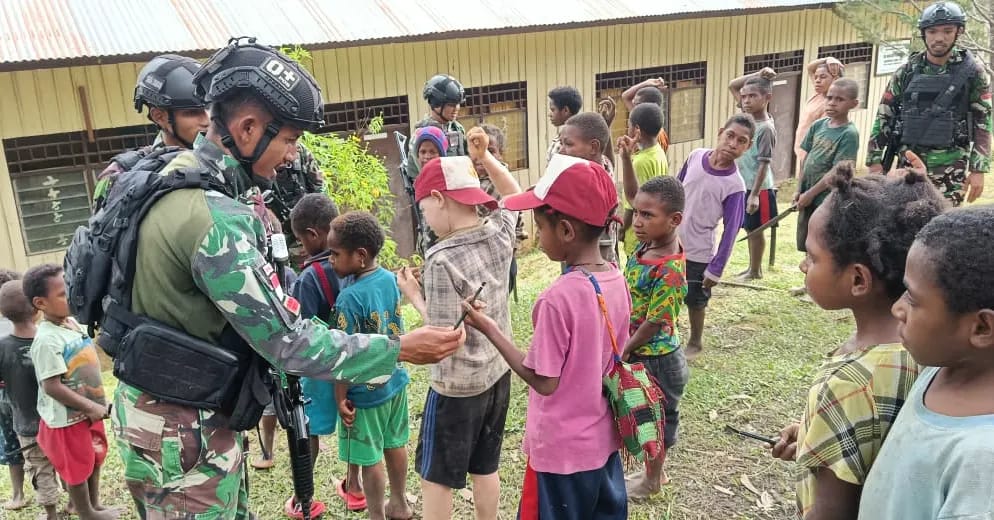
[423, 209, 516, 397]
[795, 343, 920, 517]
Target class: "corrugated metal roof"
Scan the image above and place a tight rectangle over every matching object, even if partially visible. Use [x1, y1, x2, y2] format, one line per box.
[0, 0, 831, 65]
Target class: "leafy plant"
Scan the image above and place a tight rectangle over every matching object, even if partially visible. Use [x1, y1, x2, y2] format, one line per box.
[281, 45, 412, 268]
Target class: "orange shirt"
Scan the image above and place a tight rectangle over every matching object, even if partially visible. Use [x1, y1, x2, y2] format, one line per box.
[795, 94, 828, 157]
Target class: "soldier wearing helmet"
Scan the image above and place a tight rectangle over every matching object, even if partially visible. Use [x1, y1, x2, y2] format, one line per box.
[404, 74, 469, 179]
[92, 54, 209, 210]
[110, 38, 464, 519]
[867, 1, 992, 206]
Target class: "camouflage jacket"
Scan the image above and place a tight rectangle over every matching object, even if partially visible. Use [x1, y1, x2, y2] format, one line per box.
[269, 142, 325, 230]
[123, 135, 400, 402]
[867, 48, 993, 173]
[404, 116, 468, 179]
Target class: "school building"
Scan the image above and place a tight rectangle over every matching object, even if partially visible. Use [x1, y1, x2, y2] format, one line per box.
[0, 0, 906, 268]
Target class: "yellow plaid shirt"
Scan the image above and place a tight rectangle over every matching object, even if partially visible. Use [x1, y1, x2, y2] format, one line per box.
[795, 343, 920, 517]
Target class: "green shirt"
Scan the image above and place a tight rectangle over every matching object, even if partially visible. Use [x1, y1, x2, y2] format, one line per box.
[30, 318, 106, 428]
[736, 117, 776, 191]
[800, 118, 859, 207]
[624, 143, 669, 210]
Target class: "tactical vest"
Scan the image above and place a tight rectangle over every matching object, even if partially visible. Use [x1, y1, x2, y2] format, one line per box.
[899, 52, 976, 148]
[65, 150, 273, 431]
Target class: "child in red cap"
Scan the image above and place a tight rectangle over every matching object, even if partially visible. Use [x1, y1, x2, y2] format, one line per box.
[397, 142, 521, 520]
[460, 154, 630, 519]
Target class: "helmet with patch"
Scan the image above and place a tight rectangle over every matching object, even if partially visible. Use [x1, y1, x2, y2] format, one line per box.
[919, 2, 967, 30]
[194, 37, 325, 132]
[423, 74, 465, 108]
[134, 54, 205, 113]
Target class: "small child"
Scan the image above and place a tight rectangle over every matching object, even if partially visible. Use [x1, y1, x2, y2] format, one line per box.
[771, 163, 946, 518]
[413, 126, 450, 254]
[794, 78, 861, 252]
[618, 103, 669, 256]
[558, 112, 620, 264]
[678, 115, 753, 359]
[472, 124, 526, 293]
[729, 70, 779, 280]
[547, 86, 583, 160]
[460, 154, 629, 518]
[397, 152, 521, 520]
[22, 264, 119, 520]
[284, 193, 364, 516]
[1, 279, 61, 519]
[857, 204, 994, 519]
[795, 57, 845, 165]
[617, 176, 688, 498]
[329, 211, 412, 520]
[0, 270, 25, 512]
[621, 82, 671, 152]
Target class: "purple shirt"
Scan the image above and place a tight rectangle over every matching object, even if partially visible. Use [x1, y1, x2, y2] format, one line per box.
[677, 149, 746, 280]
[522, 268, 629, 474]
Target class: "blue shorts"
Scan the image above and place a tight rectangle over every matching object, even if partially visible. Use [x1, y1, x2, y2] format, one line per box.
[301, 377, 338, 436]
[518, 451, 627, 520]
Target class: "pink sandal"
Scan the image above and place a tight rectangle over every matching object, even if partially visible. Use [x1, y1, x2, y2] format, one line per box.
[337, 479, 367, 511]
[283, 496, 326, 519]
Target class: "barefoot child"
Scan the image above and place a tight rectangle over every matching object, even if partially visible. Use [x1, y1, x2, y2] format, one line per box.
[618, 176, 688, 498]
[461, 154, 628, 518]
[678, 115, 753, 358]
[772, 163, 946, 518]
[858, 205, 994, 519]
[729, 69, 778, 280]
[0, 269, 28, 513]
[23, 264, 120, 520]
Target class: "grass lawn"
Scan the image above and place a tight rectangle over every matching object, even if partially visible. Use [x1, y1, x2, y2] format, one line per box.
[6, 177, 989, 519]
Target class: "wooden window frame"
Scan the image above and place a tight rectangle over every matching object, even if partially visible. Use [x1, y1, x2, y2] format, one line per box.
[458, 81, 529, 170]
[595, 62, 708, 144]
[819, 42, 874, 108]
[317, 95, 410, 135]
[744, 50, 806, 75]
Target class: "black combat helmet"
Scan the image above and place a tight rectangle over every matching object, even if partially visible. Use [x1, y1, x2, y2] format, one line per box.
[919, 2, 967, 29]
[423, 74, 465, 108]
[134, 54, 205, 148]
[193, 37, 325, 167]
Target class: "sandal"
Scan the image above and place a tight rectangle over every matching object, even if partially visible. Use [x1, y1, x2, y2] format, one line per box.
[283, 496, 326, 519]
[337, 479, 367, 511]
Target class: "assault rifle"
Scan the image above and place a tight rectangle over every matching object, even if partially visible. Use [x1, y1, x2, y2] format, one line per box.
[395, 131, 424, 256]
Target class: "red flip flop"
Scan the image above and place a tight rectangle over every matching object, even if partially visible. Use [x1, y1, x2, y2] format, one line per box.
[337, 479, 367, 511]
[284, 496, 326, 519]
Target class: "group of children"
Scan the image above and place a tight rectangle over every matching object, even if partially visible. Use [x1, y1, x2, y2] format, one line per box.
[0, 264, 120, 520]
[4, 57, 994, 520]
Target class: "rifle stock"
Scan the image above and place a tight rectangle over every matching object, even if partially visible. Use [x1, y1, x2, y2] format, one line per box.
[395, 130, 425, 255]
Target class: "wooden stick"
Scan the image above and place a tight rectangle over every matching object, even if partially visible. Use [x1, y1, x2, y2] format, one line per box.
[718, 279, 780, 291]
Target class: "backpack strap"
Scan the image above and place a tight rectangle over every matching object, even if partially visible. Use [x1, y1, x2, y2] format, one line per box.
[309, 261, 337, 308]
[569, 267, 622, 362]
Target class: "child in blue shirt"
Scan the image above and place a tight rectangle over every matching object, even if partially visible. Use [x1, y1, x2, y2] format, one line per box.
[329, 211, 412, 520]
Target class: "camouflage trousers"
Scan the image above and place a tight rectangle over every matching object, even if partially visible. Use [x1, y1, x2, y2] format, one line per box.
[113, 384, 251, 519]
[900, 149, 969, 206]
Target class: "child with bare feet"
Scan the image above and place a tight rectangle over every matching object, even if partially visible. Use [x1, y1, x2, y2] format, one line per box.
[23, 264, 121, 520]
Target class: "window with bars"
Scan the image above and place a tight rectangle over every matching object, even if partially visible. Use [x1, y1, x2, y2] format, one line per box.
[819, 42, 874, 108]
[744, 50, 805, 75]
[4, 124, 166, 254]
[595, 62, 707, 144]
[317, 95, 410, 135]
[457, 81, 529, 170]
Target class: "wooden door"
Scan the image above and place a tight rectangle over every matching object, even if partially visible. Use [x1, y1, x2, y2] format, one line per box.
[358, 124, 416, 258]
[769, 73, 801, 182]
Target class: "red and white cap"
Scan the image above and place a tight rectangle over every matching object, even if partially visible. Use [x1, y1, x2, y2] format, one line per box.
[504, 154, 618, 226]
[414, 156, 498, 210]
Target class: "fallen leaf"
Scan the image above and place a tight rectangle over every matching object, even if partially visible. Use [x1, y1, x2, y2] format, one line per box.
[459, 488, 474, 503]
[727, 394, 754, 401]
[740, 475, 761, 496]
[708, 410, 719, 421]
[756, 491, 775, 510]
[713, 485, 735, 496]
[406, 493, 419, 505]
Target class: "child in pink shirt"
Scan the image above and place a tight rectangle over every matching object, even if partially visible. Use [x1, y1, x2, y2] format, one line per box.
[462, 154, 629, 519]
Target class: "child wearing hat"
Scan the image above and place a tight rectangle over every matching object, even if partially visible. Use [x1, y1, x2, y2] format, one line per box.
[460, 154, 629, 519]
[397, 148, 521, 520]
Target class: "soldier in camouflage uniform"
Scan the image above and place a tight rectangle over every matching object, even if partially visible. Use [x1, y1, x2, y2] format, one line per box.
[111, 38, 464, 520]
[93, 55, 209, 211]
[269, 142, 326, 233]
[867, 1, 992, 206]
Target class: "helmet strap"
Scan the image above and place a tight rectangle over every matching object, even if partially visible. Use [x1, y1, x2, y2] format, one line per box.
[431, 105, 449, 123]
[213, 114, 284, 180]
[166, 109, 196, 149]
